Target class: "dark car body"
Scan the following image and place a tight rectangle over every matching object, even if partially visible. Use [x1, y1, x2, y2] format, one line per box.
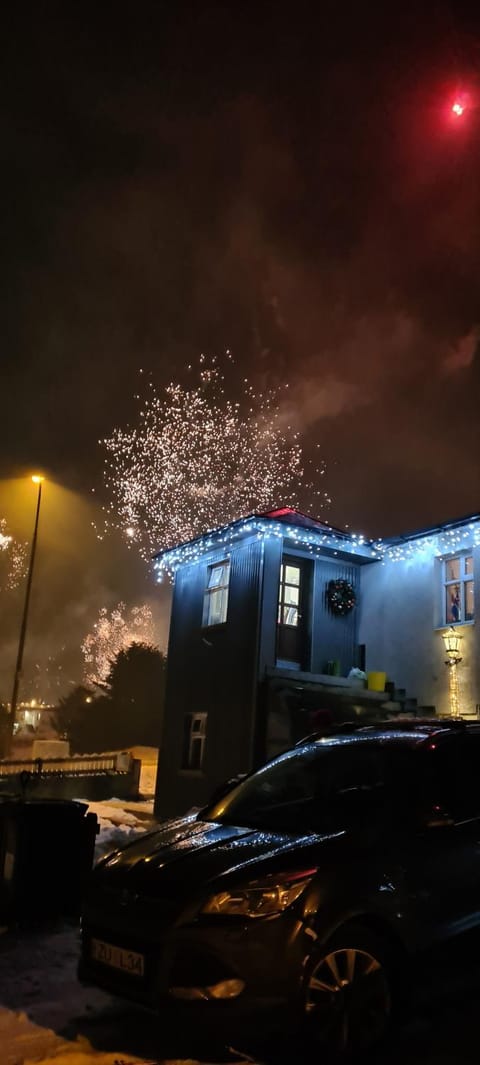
[79, 722, 480, 1022]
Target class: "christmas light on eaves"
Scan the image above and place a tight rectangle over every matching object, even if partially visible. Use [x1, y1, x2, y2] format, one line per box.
[154, 511, 480, 582]
[374, 520, 480, 564]
[154, 514, 378, 580]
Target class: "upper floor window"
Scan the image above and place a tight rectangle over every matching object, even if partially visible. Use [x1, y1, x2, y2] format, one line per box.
[203, 560, 230, 626]
[443, 554, 474, 625]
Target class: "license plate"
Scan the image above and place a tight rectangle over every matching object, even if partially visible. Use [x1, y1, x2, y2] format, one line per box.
[91, 937, 145, 977]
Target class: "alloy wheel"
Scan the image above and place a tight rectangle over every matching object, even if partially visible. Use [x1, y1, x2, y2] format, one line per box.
[305, 945, 392, 1054]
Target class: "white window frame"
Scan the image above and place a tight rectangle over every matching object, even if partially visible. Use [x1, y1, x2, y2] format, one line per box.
[203, 559, 230, 627]
[442, 552, 474, 626]
[277, 559, 302, 628]
[182, 712, 207, 770]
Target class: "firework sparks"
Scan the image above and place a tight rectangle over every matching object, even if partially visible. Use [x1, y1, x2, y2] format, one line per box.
[82, 602, 157, 686]
[0, 518, 27, 590]
[100, 355, 330, 561]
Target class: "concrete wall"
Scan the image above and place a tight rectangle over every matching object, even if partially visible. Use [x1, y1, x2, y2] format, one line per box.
[359, 542, 480, 717]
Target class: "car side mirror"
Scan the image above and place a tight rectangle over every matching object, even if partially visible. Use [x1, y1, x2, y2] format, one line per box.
[208, 773, 248, 807]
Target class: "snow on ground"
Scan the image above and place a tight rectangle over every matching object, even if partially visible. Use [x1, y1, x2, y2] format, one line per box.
[0, 799, 253, 1065]
[82, 799, 154, 861]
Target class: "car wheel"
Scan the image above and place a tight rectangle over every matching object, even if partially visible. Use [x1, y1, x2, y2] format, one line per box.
[303, 924, 394, 1057]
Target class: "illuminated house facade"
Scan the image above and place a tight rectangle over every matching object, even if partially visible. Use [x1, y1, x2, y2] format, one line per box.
[154, 507, 480, 817]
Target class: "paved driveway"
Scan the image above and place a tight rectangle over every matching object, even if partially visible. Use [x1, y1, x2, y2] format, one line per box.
[0, 923, 479, 1064]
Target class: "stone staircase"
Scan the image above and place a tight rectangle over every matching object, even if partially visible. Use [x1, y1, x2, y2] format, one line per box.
[381, 682, 436, 718]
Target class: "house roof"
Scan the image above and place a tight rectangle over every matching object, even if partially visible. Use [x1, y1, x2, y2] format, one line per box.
[381, 509, 480, 546]
[260, 507, 349, 536]
[153, 505, 480, 579]
[153, 506, 377, 578]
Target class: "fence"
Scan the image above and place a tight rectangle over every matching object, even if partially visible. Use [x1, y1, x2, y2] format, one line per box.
[0, 752, 141, 801]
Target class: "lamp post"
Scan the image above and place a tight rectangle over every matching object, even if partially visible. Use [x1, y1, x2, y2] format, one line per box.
[8, 475, 45, 750]
[441, 626, 463, 719]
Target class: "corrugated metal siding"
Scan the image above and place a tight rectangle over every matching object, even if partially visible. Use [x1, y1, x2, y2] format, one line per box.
[258, 543, 360, 677]
[311, 558, 360, 675]
[155, 537, 362, 816]
[155, 538, 263, 817]
[258, 537, 283, 675]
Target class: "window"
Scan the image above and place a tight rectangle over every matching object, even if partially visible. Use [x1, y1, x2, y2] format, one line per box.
[278, 561, 301, 627]
[203, 560, 230, 626]
[443, 553, 474, 625]
[422, 735, 480, 822]
[203, 742, 389, 833]
[182, 713, 207, 770]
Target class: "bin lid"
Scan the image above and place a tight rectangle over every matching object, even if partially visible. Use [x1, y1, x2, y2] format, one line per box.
[0, 797, 88, 814]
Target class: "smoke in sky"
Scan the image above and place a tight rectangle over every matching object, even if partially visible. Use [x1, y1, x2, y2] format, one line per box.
[2, 4, 480, 695]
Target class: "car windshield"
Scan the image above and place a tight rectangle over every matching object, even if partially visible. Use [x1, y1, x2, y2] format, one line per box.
[203, 741, 391, 834]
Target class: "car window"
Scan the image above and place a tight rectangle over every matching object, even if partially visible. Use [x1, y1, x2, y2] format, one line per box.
[456, 735, 480, 819]
[330, 748, 385, 796]
[422, 735, 480, 822]
[204, 742, 388, 833]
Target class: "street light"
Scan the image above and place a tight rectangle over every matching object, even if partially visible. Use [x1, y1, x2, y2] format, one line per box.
[441, 626, 463, 719]
[8, 475, 45, 750]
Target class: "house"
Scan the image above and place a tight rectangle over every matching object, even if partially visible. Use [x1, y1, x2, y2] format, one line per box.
[153, 507, 480, 817]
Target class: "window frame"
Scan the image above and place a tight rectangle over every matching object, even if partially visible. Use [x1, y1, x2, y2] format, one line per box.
[441, 552, 474, 627]
[181, 712, 207, 771]
[202, 559, 231, 627]
[277, 559, 302, 628]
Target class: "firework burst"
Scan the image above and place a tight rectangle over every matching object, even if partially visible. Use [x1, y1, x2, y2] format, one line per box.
[0, 518, 27, 590]
[100, 355, 329, 561]
[82, 602, 157, 686]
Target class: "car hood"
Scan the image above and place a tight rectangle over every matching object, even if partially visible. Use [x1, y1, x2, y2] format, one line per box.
[93, 813, 344, 898]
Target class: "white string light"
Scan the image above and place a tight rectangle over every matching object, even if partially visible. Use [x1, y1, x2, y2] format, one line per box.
[155, 513, 480, 582]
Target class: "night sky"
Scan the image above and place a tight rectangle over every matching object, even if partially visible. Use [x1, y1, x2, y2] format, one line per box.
[2, 2, 480, 698]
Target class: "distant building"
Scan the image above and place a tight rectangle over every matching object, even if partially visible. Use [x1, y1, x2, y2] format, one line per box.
[153, 507, 480, 817]
[14, 702, 55, 734]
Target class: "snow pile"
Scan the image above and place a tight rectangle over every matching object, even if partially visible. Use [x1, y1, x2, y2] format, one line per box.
[0, 799, 255, 1064]
[83, 800, 154, 862]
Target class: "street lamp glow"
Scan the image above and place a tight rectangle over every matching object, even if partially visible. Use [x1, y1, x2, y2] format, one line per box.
[452, 101, 465, 117]
[441, 626, 463, 719]
[31, 474, 44, 484]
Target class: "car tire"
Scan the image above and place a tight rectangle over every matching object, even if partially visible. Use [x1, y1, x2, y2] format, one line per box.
[302, 923, 397, 1057]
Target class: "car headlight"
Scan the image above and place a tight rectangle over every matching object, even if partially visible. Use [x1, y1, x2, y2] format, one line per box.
[201, 870, 316, 919]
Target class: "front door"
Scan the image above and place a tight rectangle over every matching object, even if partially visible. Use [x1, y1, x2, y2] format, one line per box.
[276, 557, 310, 668]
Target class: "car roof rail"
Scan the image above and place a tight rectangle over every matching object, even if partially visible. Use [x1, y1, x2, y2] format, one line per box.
[295, 717, 475, 746]
[295, 722, 365, 745]
[376, 717, 469, 731]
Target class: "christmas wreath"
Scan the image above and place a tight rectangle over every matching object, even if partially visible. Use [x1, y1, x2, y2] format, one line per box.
[327, 578, 356, 616]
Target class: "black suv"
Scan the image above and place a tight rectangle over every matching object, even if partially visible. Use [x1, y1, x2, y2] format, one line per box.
[79, 721, 480, 1054]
